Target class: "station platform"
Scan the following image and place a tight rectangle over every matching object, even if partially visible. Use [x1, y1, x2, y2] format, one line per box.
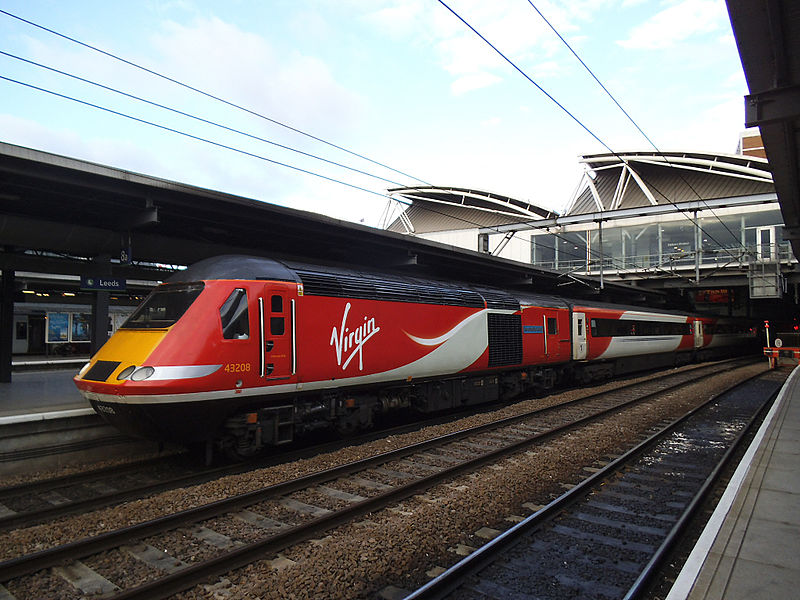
[668, 364, 800, 599]
[0, 366, 91, 423]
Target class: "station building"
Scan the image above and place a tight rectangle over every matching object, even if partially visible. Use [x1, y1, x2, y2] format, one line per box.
[388, 131, 798, 321]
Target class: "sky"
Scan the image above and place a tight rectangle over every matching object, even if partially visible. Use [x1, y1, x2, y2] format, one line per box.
[0, 0, 749, 228]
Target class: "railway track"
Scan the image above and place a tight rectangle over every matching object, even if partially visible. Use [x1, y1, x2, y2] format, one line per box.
[0, 358, 750, 534]
[0, 358, 760, 599]
[402, 369, 784, 600]
[0, 409, 482, 532]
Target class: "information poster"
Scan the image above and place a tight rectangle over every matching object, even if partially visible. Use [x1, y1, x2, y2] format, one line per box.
[46, 312, 70, 343]
[71, 313, 91, 342]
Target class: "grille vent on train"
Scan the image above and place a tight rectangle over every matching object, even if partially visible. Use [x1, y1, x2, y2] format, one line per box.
[82, 360, 121, 382]
[487, 313, 522, 367]
[296, 270, 485, 307]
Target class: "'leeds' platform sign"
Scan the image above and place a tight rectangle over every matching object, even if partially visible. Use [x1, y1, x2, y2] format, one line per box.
[80, 276, 127, 291]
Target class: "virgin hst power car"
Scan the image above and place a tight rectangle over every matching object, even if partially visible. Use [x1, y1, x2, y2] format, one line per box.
[75, 255, 755, 458]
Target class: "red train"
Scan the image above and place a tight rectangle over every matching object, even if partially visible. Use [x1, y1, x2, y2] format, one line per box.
[74, 255, 756, 458]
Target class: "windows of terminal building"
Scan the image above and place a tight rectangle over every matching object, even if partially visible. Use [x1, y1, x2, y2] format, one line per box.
[530, 208, 785, 271]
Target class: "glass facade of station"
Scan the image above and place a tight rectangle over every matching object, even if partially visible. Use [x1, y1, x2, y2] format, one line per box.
[530, 207, 790, 274]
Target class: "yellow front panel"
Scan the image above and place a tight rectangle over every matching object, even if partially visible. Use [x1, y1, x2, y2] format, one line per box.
[82, 329, 168, 381]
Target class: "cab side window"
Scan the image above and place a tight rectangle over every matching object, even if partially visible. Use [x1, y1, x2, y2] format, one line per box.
[270, 294, 285, 335]
[220, 288, 249, 339]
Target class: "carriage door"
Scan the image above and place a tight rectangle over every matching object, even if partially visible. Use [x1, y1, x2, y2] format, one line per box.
[572, 312, 587, 360]
[693, 320, 703, 349]
[259, 284, 295, 380]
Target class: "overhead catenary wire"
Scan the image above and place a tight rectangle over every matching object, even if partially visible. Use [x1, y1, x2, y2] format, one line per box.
[436, 0, 747, 264]
[0, 8, 430, 187]
[6, 71, 627, 278]
[0, 4, 644, 274]
[3, 73, 660, 281]
[0, 13, 609, 272]
[435, 0, 615, 156]
[0, 68, 596, 260]
[526, 0, 747, 257]
[1, 7, 714, 279]
[0, 50, 407, 188]
[0, 75, 397, 201]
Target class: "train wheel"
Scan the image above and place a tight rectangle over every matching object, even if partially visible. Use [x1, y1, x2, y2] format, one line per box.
[223, 434, 263, 461]
[335, 404, 373, 436]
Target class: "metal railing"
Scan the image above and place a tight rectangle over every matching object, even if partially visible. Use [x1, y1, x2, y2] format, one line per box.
[535, 242, 795, 278]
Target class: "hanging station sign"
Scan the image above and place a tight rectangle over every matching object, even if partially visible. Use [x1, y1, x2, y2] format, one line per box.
[80, 276, 127, 291]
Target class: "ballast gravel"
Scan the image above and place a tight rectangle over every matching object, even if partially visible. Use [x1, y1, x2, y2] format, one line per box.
[0, 362, 769, 600]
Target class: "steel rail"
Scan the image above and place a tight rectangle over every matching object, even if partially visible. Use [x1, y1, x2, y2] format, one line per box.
[622, 383, 778, 600]
[36, 365, 755, 596]
[109, 365, 742, 600]
[0, 393, 536, 531]
[0, 433, 132, 463]
[0, 456, 172, 500]
[403, 372, 775, 600]
[0, 359, 751, 584]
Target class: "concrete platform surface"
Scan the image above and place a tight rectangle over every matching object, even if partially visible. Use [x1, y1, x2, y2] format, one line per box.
[668, 365, 800, 599]
[0, 368, 89, 419]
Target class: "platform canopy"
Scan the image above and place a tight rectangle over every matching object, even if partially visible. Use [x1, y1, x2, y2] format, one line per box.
[727, 0, 800, 260]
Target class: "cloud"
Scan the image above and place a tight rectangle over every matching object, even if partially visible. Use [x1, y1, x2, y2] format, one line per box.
[655, 96, 745, 153]
[145, 0, 196, 15]
[0, 113, 171, 177]
[363, 0, 573, 96]
[150, 17, 365, 139]
[362, 0, 427, 39]
[289, 10, 332, 42]
[617, 0, 727, 50]
[451, 71, 503, 95]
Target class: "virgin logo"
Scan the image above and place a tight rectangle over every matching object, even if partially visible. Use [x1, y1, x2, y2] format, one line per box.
[330, 302, 380, 371]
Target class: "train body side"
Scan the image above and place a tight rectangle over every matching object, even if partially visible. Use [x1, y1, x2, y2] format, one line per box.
[578, 306, 694, 361]
[73, 255, 757, 451]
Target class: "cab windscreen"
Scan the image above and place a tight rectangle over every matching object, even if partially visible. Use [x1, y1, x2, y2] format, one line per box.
[122, 283, 205, 329]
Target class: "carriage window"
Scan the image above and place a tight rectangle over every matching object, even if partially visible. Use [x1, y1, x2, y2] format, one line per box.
[547, 317, 557, 335]
[219, 288, 250, 339]
[591, 317, 690, 337]
[270, 294, 285, 335]
[270, 317, 285, 335]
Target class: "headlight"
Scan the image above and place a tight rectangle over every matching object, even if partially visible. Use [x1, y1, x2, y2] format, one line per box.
[117, 365, 137, 380]
[78, 362, 91, 377]
[130, 366, 155, 381]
